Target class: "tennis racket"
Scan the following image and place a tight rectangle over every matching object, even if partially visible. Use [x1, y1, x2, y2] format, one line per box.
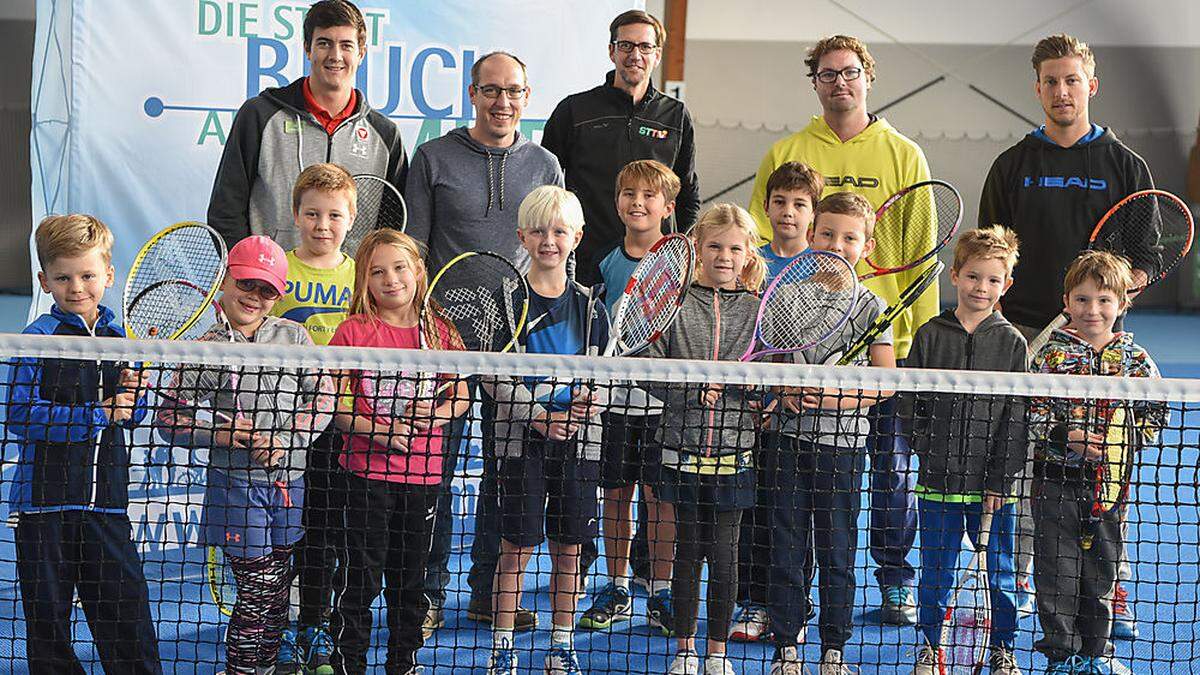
[939, 509, 994, 674]
[348, 174, 408, 256]
[604, 233, 695, 357]
[123, 221, 227, 341]
[1080, 403, 1140, 551]
[861, 180, 962, 281]
[1026, 189, 1195, 361]
[824, 261, 944, 366]
[738, 250, 859, 362]
[206, 544, 237, 617]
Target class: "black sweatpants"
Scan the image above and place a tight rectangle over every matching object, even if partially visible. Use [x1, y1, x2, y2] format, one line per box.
[330, 473, 439, 674]
[295, 430, 343, 629]
[16, 510, 162, 675]
[672, 501, 743, 642]
[1032, 473, 1122, 661]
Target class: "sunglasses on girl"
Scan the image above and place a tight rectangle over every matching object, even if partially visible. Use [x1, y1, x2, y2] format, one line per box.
[234, 278, 281, 300]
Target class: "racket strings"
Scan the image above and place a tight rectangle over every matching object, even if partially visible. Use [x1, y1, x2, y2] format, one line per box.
[758, 256, 856, 351]
[1096, 193, 1193, 286]
[125, 225, 225, 340]
[621, 245, 691, 350]
[870, 183, 962, 270]
[349, 176, 407, 254]
[942, 568, 991, 671]
[429, 262, 526, 352]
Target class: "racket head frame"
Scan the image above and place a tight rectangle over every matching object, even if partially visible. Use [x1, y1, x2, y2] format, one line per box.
[832, 260, 944, 366]
[348, 174, 409, 253]
[607, 233, 696, 357]
[860, 179, 963, 281]
[122, 221, 227, 341]
[423, 250, 531, 355]
[1088, 188, 1195, 293]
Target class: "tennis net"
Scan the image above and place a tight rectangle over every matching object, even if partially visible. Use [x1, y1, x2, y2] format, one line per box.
[0, 332, 1196, 674]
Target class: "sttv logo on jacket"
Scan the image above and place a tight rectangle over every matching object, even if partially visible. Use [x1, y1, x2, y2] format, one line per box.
[1023, 175, 1109, 191]
[639, 125, 669, 140]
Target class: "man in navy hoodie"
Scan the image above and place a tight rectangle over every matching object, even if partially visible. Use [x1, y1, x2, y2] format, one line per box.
[977, 33, 1154, 640]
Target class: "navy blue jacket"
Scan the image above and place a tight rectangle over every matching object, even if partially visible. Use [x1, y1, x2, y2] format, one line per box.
[6, 305, 147, 514]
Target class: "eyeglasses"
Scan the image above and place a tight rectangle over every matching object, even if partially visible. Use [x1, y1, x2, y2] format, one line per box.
[234, 278, 281, 300]
[611, 40, 659, 55]
[475, 85, 528, 100]
[814, 67, 864, 84]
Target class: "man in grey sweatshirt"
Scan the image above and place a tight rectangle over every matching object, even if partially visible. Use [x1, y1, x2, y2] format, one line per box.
[406, 51, 562, 636]
[405, 51, 564, 274]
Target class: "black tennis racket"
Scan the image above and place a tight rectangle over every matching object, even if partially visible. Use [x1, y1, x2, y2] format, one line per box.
[348, 174, 408, 256]
[861, 180, 962, 281]
[824, 261, 943, 366]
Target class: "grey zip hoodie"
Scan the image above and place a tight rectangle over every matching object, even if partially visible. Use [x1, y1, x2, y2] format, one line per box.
[405, 127, 564, 273]
[899, 309, 1028, 497]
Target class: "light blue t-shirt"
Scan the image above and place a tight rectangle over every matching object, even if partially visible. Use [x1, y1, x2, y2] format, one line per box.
[759, 243, 806, 286]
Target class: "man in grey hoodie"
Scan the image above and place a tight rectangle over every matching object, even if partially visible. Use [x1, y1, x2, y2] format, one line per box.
[405, 51, 565, 273]
[405, 51, 563, 637]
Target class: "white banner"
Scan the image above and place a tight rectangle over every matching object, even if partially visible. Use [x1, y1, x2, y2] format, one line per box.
[28, 0, 640, 550]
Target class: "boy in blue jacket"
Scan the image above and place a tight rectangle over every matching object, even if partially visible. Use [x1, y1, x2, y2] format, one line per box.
[7, 214, 161, 673]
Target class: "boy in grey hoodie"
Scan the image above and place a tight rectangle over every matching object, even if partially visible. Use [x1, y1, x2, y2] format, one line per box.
[901, 226, 1027, 675]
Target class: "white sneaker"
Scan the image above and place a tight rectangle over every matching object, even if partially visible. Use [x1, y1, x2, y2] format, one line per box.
[913, 644, 938, 675]
[728, 604, 771, 642]
[770, 645, 804, 675]
[668, 649, 701, 675]
[703, 653, 736, 675]
[819, 649, 854, 675]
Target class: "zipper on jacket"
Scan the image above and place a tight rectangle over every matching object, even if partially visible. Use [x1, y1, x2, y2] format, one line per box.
[955, 331, 975, 475]
[84, 318, 102, 508]
[703, 291, 721, 457]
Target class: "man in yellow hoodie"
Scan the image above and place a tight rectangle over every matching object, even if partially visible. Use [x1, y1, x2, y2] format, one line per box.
[746, 34, 932, 628]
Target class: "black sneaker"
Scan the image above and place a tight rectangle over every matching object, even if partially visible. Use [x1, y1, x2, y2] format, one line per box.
[466, 595, 538, 632]
[647, 588, 676, 637]
[578, 582, 632, 630]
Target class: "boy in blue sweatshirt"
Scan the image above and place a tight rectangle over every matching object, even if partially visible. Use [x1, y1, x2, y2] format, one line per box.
[7, 214, 161, 673]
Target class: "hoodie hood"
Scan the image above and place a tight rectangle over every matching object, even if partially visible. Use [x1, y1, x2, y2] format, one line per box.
[447, 126, 531, 215]
[801, 114, 894, 147]
[259, 78, 371, 125]
[1031, 123, 1106, 147]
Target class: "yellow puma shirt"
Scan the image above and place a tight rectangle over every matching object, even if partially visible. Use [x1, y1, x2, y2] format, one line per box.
[748, 115, 933, 358]
[270, 250, 354, 346]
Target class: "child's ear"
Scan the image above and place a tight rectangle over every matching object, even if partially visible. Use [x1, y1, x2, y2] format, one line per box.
[572, 227, 584, 248]
[664, 199, 676, 217]
[36, 270, 49, 294]
[1001, 276, 1014, 294]
[949, 266, 960, 287]
[105, 264, 115, 289]
[862, 236, 876, 258]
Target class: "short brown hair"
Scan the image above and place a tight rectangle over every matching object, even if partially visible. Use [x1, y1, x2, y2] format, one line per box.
[609, 10, 666, 47]
[292, 163, 357, 216]
[1032, 33, 1095, 77]
[35, 214, 114, 268]
[806, 35, 876, 83]
[615, 160, 681, 202]
[953, 225, 1020, 275]
[1063, 250, 1133, 304]
[304, 0, 367, 54]
[765, 162, 824, 206]
[470, 51, 528, 87]
[814, 191, 876, 238]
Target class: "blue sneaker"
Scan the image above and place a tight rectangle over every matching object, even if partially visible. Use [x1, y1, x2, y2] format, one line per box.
[1085, 655, 1132, 675]
[880, 585, 917, 625]
[545, 645, 583, 674]
[577, 582, 632, 630]
[487, 647, 518, 675]
[647, 588, 676, 637]
[1045, 655, 1090, 674]
[298, 624, 335, 675]
[276, 628, 301, 674]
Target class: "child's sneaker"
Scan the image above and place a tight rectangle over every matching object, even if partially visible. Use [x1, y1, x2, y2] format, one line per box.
[488, 647, 518, 675]
[1111, 584, 1138, 640]
[728, 603, 770, 642]
[703, 653, 736, 675]
[880, 585, 917, 625]
[648, 589, 676, 637]
[1044, 655, 1089, 674]
[1085, 655, 1132, 675]
[632, 572, 653, 596]
[667, 649, 700, 675]
[1016, 579, 1036, 616]
[545, 645, 583, 674]
[989, 645, 1021, 675]
[770, 645, 803, 675]
[913, 642, 938, 675]
[422, 604, 445, 639]
[578, 582, 632, 630]
[276, 628, 301, 674]
[819, 649, 853, 675]
[298, 624, 335, 675]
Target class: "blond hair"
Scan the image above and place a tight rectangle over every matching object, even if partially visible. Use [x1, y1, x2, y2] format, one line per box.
[690, 203, 767, 292]
[615, 159, 681, 202]
[35, 214, 114, 268]
[953, 225, 1020, 275]
[1063, 250, 1133, 305]
[814, 191, 876, 239]
[806, 35, 877, 83]
[1032, 33, 1095, 77]
[518, 185, 585, 233]
[292, 163, 357, 216]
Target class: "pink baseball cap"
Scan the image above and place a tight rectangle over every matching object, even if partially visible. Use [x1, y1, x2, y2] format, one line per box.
[227, 236, 288, 295]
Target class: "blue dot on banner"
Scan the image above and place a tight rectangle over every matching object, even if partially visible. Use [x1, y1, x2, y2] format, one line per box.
[143, 97, 164, 117]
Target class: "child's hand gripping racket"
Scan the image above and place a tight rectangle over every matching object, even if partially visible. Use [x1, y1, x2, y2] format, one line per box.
[939, 508, 995, 674]
[1026, 190, 1195, 362]
[1080, 403, 1141, 551]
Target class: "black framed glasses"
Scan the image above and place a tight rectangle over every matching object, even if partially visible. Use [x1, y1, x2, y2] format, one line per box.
[814, 67, 864, 84]
[474, 85, 528, 100]
[612, 40, 659, 55]
[234, 278, 281, 300]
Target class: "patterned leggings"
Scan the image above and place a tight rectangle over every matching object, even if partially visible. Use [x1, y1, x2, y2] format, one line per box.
[226, 546, 293, 674]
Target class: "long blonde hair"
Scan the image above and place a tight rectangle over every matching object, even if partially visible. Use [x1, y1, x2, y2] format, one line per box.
[690, 203, 767, 292]
[349, 229, 429, 318]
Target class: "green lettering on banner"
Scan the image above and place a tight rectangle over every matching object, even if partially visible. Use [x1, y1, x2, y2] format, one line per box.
[273, 5, 295, 41]
[237, 2, 258, 38]
[414, 118, 445, 147]
[197, 0, 221, 36]
[198, 111, 228, 145]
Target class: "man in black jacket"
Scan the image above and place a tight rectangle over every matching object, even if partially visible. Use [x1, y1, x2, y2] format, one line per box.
[541, 9, 700, 286]
[977, 33, 1154, 640]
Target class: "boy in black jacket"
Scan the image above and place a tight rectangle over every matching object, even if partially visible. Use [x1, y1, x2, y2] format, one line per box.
[902, 227, 1027, 675]
[7, 215, 161, 673]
